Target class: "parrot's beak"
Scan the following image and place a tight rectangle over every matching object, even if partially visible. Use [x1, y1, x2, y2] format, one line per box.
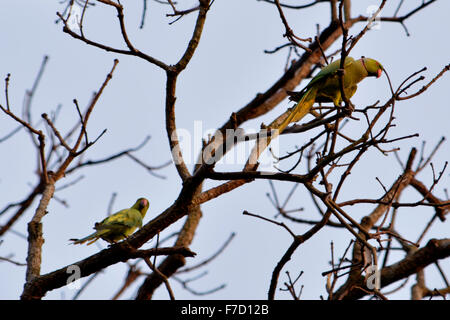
[377, 69, 382, 78]
[140, 199, 148, 208]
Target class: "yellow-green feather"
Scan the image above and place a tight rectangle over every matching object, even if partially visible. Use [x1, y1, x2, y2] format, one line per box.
[70, 197, 149, 245]
[277, 86, 318, 134]
[276, 56, 382, 134]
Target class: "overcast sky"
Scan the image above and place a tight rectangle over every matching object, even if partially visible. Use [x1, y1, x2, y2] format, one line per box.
[1, 0, 449, 300]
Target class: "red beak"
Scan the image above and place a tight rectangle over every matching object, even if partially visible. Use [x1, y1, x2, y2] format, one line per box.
[140, 199, 148, 207]
[377, 69, 382, 78]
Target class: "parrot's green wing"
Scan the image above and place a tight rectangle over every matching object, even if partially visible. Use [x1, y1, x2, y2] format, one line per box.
[304, 57, 355, 92]
[97, 208, 143, 229]
[246, 56, 383, 169]
[71, 198, 149, 246]
[100, 209, 142, 227]
[277, 57, 356, 133]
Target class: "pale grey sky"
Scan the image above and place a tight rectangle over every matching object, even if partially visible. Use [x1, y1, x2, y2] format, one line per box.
[1, 0, 449, 299]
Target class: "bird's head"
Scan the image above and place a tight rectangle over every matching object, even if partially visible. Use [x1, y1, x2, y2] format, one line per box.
[134, 197, 150, 217]
[360, 57, 383, 78]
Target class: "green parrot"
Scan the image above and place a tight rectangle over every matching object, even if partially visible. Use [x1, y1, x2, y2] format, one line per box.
[70, 197, 149, 245]
[278, 56, 383, 133]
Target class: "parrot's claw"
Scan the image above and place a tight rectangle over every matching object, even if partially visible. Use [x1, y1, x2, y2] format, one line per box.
[343, 102, 355, 115]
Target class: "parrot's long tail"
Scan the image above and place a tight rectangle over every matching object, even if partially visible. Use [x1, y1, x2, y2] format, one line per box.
[244, 86, 318, 168]
[70, 232, 99, 245]
[277, 86, 318, 134]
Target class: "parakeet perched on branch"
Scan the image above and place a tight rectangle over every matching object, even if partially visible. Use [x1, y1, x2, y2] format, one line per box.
[70, 197, 149, 245]
[278, 56, 383, 133]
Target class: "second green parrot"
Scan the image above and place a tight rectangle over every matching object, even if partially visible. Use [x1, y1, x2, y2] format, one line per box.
[70, 197, 149, 245]
[278, 56, 383, 133]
